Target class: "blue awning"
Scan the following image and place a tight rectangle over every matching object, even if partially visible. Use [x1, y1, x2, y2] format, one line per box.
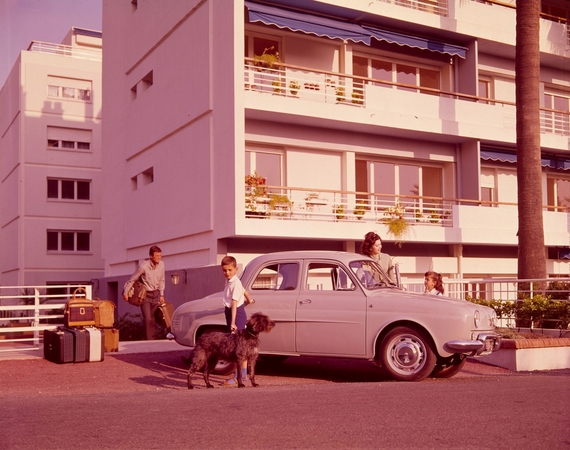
[481, 150, 570, 170]
[245, 1, 372, 45]
[363, 25, 467, 59]
[245, 1, 467, 58]
[480, 150, 517, 164]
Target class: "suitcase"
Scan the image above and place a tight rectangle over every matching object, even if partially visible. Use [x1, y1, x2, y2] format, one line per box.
[64, 288, 95, 327]
[44, 327, 74, 364]
[155, 302, 174, 329]
[93, 300, 116, 328]
[102, 328, 119, 352]
[126, 279, 146, 306]
[64, 327, 90, 362]
[85, 327, 105, 362]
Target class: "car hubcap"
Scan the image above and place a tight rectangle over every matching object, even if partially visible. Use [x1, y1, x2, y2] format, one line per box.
[387, 334, 426, 375]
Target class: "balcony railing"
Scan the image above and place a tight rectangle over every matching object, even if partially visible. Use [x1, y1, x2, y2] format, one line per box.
[375, 0, 449, 17]
[244, 59, 570, 138]
[245, 185, 569, 223]
[27, 41, 102, 62]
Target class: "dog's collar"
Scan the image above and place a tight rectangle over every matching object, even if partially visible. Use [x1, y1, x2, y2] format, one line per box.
[245, 325, 259, 337]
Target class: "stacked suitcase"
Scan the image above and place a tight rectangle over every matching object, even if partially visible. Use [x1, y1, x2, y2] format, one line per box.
[44, 289, 119, 364]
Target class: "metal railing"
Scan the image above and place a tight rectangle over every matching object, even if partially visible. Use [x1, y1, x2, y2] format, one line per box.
[375, 0, 449, 16]
[27, 41, 102, 62]
[244, 59, 570, 138]
[402, 277, 570, 333]
[244, 185, 568, 222]
[245, 186, 454, 225]
[0, 285, 92, 353]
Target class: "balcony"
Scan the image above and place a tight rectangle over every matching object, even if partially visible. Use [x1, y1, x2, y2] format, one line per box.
[374, 0, 449, 17]
[27, 41, 102, 62]
[243, 185, 570, 246]
[243, 59, 570, 143]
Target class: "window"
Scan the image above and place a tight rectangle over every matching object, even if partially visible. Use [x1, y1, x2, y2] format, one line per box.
[246, 150, 282, 191]
[131, 167, 154, 191]
[306, 262, 354, 291]
[480, 168, 496, 206]
[478, 76, 493, 104]
[47, 231, 91, 252]
[353, 55, 441, 93]
[47, 126, 92, 151]
[547, 177, 570, 212]
[47, 179, 91, 201]
[47, 76, 92, 102]
[251, 263, 298, 290]
[543, 89, 570, 136]
[356, 158, 443, 214]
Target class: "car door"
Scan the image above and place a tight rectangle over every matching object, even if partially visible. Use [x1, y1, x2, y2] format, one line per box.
[295, 260, 366, 356]
[245, 261, 299, 353]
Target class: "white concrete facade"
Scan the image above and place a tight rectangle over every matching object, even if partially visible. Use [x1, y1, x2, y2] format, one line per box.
[101, 0, 570, 285]
[0, 28, 104, 290]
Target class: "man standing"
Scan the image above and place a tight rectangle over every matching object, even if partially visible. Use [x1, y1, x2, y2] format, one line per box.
[123, 245, 165, 340]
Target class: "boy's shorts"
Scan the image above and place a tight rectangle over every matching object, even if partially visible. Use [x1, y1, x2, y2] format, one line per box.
[224, 304, 247, 331]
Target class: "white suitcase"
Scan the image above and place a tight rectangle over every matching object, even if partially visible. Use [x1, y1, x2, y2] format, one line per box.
[85, 327, 105, 362]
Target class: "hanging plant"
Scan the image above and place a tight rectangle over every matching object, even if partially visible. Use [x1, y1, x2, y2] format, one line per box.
[353, 200, 369, 220]
[382, 200, 409, 247]
[289, 80, 300, 95]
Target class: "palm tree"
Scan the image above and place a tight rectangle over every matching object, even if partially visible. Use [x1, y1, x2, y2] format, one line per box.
[516, 0, 546, 284]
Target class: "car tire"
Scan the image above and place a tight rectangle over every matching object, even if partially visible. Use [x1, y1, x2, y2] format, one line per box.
[379, 326, 437, 382]
[430, 354, 467, 379]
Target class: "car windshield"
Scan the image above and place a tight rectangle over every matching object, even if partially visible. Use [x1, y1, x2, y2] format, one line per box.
[349, 260, 394, 290]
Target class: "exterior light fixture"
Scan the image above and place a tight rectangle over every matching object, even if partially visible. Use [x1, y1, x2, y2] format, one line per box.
[171, 270, 187, 286]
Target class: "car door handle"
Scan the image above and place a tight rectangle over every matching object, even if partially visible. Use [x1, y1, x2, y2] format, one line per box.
[299, 299, 312, 305]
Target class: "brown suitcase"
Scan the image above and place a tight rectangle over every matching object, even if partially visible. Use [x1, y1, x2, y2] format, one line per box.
[102, 328, 119, 352]
[155, 302, 174, 330]
[93, 300, 116, 328]
[63, 288, 95, 327]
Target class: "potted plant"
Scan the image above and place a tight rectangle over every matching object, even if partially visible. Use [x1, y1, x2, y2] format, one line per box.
[335, 86, 346, 102]
[333, 204, 345, 221]
[269, 193, 293, 217]
[353, 200, 369, 220]
[254, 46, 279, 69]
[352, 91, 364, 105]
[272, 80, 284, 94]
[289, 80, 300, 96]
[245, 171, 268, 217]
[382, 199, 409, 246]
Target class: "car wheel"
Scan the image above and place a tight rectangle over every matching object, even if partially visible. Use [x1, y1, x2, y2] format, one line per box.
[258, 355, 289, 364]
[430, 354, 467, 379]
[379, 326, 437, 382]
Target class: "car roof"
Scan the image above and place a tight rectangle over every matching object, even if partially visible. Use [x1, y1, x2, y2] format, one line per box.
[248, 251, 372, 266]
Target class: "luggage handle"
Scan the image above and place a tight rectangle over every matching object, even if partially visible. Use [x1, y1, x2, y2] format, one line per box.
[71, 287, 88, 300]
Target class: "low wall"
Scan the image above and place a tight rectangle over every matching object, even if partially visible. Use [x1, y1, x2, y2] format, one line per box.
[476, 338, 570, 372]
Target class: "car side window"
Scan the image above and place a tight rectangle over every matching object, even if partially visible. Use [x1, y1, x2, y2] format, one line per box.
[251, 263, 298, 291]
[306, 263, 355, 291]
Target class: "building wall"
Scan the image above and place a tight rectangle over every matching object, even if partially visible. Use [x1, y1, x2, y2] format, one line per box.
[100, 0, 570, 298]
[0, 29, 103, 287]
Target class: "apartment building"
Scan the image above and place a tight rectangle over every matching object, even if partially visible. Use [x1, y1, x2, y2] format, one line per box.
[0, 27, 104, 293]
[100, 0, 570, 304]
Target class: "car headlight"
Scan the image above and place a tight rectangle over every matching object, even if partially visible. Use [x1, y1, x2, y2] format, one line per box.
[474, 310, 480, 328]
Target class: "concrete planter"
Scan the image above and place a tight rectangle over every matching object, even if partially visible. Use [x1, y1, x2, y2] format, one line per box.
[476, 338, 570, 372]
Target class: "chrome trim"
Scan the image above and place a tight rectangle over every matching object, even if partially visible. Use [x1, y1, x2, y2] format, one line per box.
[446, 332, 502, 356]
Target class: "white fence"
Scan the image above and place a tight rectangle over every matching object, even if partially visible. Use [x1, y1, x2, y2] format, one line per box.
[0, 285, 92, 353]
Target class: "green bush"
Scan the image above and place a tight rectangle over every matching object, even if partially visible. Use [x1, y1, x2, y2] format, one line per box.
[548, 281, 570, 300]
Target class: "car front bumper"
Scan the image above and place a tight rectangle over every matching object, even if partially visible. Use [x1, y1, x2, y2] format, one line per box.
[445, 332, 502, 356]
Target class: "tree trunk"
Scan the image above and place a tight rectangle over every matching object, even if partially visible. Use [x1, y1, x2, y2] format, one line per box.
[516, 0, 546, 284]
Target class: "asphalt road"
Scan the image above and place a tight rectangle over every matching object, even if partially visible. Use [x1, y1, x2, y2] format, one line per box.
[2, 351, 570, 449]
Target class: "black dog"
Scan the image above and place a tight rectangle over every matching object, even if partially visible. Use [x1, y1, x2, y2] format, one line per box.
[187, 312, 275, 389]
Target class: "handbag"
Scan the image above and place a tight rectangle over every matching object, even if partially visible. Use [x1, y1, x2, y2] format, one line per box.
[127, 279, 146, 306]
[64, 287, 96, 327]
